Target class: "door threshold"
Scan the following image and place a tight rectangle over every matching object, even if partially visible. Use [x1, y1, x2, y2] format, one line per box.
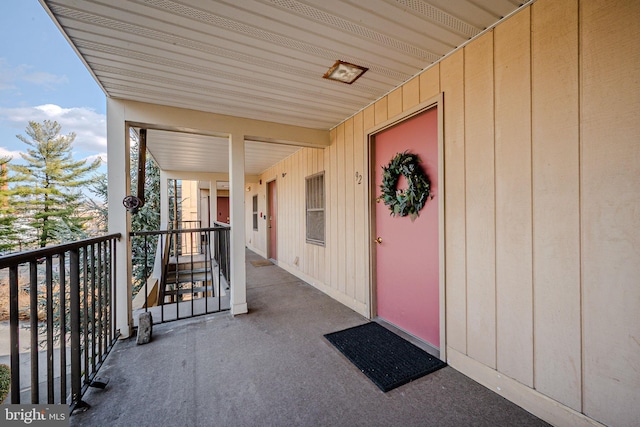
[374, 318, 440, 360]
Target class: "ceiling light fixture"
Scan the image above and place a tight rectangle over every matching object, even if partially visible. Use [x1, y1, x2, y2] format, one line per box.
[323, 60, 368, 84]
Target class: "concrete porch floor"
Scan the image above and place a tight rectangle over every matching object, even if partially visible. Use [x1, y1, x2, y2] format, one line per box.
[71, 249, 550, 427]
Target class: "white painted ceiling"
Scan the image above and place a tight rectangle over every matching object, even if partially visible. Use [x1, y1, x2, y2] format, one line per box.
[146, 128, 302, 175]
[42, 0, 531, 174]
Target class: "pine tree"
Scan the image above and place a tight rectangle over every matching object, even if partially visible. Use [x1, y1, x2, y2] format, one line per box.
[10, 120, 101, 248]
[87, 173, 108, 234]
[0, 156, 17, 253]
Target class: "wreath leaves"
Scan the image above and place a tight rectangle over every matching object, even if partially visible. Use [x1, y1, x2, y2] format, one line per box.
[380, 151, 431, 221]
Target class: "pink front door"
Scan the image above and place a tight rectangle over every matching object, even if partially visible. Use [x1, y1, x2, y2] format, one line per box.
[374, 107, 439, 348]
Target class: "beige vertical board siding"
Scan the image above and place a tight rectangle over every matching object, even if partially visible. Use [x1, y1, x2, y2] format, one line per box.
[274, 161, 282, 261]
[325, 134, 334, 286]
[531, 0, 582, 411]
[286, 156, 292, 265]
[280, 157, 287, 261]
[387, 87, 403, 119]
[581, 1, 640, 425]
[464, 32, 497, 369]
[289, 154, 296, 265]
[329, 128, 338, 290]
[294, 151, 301, 266]
[301, 151, 308, 270]
[363, 105, 375, 133]
[362, 105, 376, 314]
[441, 50, 467, 354]
[336, 124, 346, 294]
[296, 151, 304, 271]
[403, 77, 420, 111]
[344, 119, 356, 298]
[420, 64, 440, 103]
[300, 151, 307, 271]
[271, 168, 280, 256]
[284, 156, 292, 264]
[353, 112, 366, 304]
[296, 151, 302, 267]
[305, 149, 313, 277]
[494, 8, 534, 387]
[302, 151, 308, 268]
[375, 96, 388, 125]
[283, 156, 292, 264]
[317, 148, 326, 285]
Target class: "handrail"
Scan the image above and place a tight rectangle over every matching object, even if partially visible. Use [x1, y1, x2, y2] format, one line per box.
[0, 233, 121, 268]
[130, 226, 228, 237]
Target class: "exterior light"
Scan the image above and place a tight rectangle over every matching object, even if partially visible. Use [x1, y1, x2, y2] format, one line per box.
[323, 60, 368, 84]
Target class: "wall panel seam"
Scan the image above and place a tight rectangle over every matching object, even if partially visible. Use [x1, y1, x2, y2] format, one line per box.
[577, 0, 584, 414]
[529, 4, 536, 391]
[492, 29, 499, 372]
[461, 49, 469, 357]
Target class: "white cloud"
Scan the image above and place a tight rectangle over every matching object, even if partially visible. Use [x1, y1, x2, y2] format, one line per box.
[85, 152, 108, 165]
[22, 72, 68, 88]
[0, 104, 106, 153]
[0, 59, 67, 91]
[0, 146, 23, 159]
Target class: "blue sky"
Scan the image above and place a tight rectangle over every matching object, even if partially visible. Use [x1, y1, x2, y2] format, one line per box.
[0, 1, 107, 169]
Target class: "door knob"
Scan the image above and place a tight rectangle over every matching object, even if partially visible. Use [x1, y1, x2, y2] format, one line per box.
[375, 237, 383, 244]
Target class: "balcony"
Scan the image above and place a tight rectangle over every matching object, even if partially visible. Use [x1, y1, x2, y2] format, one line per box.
[68, 249, 548, 427]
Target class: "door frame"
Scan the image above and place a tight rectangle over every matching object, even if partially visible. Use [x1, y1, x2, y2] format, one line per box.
[366, 94, 446, 360]
[266, 178, 277, 262]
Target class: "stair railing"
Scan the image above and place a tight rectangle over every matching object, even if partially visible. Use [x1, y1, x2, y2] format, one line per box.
[130, 226, 230, 324]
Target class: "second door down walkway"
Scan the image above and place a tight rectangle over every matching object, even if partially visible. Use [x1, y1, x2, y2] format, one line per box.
[71, 250, 549, 427]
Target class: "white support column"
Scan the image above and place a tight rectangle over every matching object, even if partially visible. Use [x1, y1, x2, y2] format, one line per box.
[106, 99, 133, 338]
[229, 133, 248, 315]
[160, 170, 169, 228]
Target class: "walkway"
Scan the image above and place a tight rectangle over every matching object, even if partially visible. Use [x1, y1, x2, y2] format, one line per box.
[71, 249, 549, 427]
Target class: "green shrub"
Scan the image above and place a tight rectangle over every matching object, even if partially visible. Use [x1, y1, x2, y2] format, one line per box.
[0, 364, 9, 403]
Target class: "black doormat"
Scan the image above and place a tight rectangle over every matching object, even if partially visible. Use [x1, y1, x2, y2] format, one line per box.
[324, 322, 446, 392]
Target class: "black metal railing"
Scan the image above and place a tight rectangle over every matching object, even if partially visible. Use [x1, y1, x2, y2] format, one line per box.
[213, 222, 231, 285]
[130, 225, 230, 324]
[170, 220, 202, 256]
[0, 234, 121, 411]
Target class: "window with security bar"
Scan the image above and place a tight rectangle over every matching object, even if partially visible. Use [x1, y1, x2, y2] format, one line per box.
[305, 171, 325, 245]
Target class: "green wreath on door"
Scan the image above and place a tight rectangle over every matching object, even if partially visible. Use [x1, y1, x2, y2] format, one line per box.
[379, 151, 431, 222]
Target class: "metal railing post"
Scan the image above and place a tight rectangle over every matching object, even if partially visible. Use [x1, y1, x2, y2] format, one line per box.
[59, 253, 67, 404]
[29, 261, 39, 403]
[46, 256, 54, 403]
[69, 248, 82, 407]
[9, 265, 20, 404]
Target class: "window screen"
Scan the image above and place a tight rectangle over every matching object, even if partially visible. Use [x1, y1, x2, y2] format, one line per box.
[305, 172, 325, 245]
